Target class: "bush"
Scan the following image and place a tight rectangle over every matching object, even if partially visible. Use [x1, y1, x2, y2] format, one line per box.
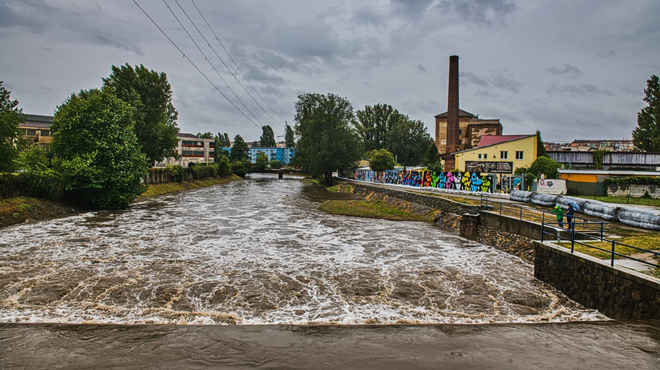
[216, 156, 231, 176]
[269, 160, 283, 169]
[605, 176, 660, 185]
[167, 164, 186, 183]
[0, 171, 64, 201]
[230, 160, 251, 178]
[369, 149, 395, 172]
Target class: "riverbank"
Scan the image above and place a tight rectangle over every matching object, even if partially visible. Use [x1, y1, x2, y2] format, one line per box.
[0, 175, 243, 228]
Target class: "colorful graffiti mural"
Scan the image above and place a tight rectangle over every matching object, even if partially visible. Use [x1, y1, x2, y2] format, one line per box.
[341, 169, 494, 193]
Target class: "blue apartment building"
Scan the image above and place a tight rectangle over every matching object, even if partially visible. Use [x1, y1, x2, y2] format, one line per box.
[223, 147, 296, 165]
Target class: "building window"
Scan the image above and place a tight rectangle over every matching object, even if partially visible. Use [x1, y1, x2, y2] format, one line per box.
[484, 154, 487, 159]
[26, 129, 37, 136]
[515, 151, 523, 160]
[478, 154, 482, 159]
[500, 151, 508, 159]
[40, 130, 50, 136]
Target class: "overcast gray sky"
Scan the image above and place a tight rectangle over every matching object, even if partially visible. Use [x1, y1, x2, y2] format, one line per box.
[1, 0, 658, 143]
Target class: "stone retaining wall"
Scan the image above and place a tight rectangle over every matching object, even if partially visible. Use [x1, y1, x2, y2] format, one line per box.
[352, 184, 479, 215]
[534, 241, 660, 320]
[608, 183, 660, 199]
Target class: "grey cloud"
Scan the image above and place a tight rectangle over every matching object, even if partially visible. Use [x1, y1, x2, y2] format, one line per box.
[351, 7, 386, 28]
[548, 64, 584, 79]
[461, 70, 520, 94]
[548, 83, 615, 97]
[413, 64, 427, 74]
[89, 34, 143, 55]
[391, 0, 436, 18]
[596, 49, 617, 58]
[461, 71, 490, 88]
[436, 0, 518, 26]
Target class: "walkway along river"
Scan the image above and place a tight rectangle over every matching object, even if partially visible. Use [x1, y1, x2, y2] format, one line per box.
[1, 175, 660, 368]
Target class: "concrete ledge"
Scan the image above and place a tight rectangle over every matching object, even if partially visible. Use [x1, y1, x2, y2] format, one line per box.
[534, 241, 660, 320]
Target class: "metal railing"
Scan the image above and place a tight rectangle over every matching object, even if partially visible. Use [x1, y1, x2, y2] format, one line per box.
[479, 194, 606, 236]
[541, 220, 660, 270]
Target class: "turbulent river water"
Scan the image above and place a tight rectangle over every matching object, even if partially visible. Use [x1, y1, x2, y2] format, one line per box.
[0, 174, 604, 325]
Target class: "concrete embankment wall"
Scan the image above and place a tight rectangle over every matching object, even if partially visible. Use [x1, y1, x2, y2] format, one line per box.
[534, 242, 660, 320]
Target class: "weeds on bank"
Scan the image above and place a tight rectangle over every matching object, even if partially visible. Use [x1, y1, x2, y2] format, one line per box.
[319, 200, 428, 221]
[138, 175, 241, 198]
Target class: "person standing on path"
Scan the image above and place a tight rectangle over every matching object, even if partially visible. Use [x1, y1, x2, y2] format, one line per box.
[551, 205, 564, 228]
[566, 204, 575, 230]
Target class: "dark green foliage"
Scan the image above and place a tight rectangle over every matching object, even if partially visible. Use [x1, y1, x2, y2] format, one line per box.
[632, 75, 660, 151]
[426, 162, 443, 174]
[230, 160, 251, 178]
[216, 156, 231, 176]
[269, 160, 283, 169]
[354, 104, 399, 151]
[385, 116, 433, 166]
[604, 176, 660, 185]
[217, 132, 231, 147]
[14, 144, 49, 172]
[516, 156, 562, 179]
[51, 89, 148, 209]
[294, 93, 362, 186]
[0, 81, 26, 173]
[369, 149, 395, 171]
[102, 63, 180, 164]
[592, 150, 606, 170]
[0, 171, 64, 200]
[196, 132, 213, 139]
[260, 125, 276, 147]
[230, 135, 249, 162]
[254, 152, 268, 170]
[423, 143, 440, 167]
[166, 164, 186, 183]
[536, 130, 548, 157]
[285, 123, 295, 148]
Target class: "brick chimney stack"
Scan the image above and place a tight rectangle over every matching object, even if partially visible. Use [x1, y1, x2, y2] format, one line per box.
[446, 55, 460, 154]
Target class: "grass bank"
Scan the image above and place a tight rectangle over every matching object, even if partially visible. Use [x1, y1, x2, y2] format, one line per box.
[0, 197, 83, 228]
[137, 174, 242, 199]
[319, 200, 429, 221]
[572, 195, 660, 208]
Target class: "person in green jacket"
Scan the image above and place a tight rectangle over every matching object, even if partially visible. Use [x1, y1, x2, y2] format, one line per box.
[551, 205, 564, 228]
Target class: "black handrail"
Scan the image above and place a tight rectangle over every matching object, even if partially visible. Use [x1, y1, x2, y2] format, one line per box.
[541, 220, 660, 269]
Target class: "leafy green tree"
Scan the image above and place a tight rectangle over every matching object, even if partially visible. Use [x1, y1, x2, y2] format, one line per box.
[14, 144, 48, 172]
[102, 63, 180, 164]
[269, 159, 283, 169]
[519, 156, 562, 179]
[196, 132, 213, 139]
[285, 123, 295, 148]
[354, 104, 400, 151]
[536, 130, 548, 157]
[0, 81, 26, 172]
[51, 89, 147, 209]
[260, 125, 276, 147]
[294, 93, 361, 186]
[230, 160, 251, 178]
[632, 75, 660, 151]
[222, 133, 231, 147]
[369, 149, 395, 171]
[423, 143, 439, 167]
[385, 116, 433, 166]
[254, 152, 269, 170]
[229, 134, 249, 162]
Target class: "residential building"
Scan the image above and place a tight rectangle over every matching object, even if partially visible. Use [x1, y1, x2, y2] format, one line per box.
[160, 133, 215, 167]
[19, 114, 54, 151]
[223, 147, 296, 165]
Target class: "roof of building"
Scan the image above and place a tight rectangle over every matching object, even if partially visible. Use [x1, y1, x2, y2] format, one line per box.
[25, 114, 54, 123]
[434, 109, 476, 119]
[177, 133, 198, 138]
[479, 135, 530, 147]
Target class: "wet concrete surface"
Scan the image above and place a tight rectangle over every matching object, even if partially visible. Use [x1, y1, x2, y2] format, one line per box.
[1, 321, 659, 369]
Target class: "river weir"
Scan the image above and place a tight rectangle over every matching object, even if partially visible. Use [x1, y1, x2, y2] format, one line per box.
[0, 174, 604, 325]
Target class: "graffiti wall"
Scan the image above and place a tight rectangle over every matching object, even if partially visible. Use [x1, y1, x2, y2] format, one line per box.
[341, 169, 494, 193]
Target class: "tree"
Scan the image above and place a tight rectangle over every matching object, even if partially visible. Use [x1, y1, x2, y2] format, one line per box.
[354, 104, 400, 151]
[369, 149, 395, 171]
[269, 159, 283, 169]
[294, 93, 362, 186]
[14, 144, 48, 172]
[196, 132, 213, 139]
[102, 63, 180, 164]
[520, 156, 561, 179]
[260, 125, 276, 147]
[632, 75, 660, 151]
[0, 81, 26, 172]
[385, 116, 433, 166]
[51, 89, 147, 209]
[218, 132, 231, 147]
[536, 130, 548, 157]
[423, 143, 443, 173]
[254, 152, 269, 170]
[229, 134, 249, 162]
[285, 123, 295, 148]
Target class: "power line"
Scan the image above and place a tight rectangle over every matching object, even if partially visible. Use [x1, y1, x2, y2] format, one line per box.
[162, 0, 266, 127]
[189, 0, 288, 125]
[174, 0, 283, 128]
[133, 0, 261, 129]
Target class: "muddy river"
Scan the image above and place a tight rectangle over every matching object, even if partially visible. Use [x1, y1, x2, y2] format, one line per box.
[1, 174, 658, 368]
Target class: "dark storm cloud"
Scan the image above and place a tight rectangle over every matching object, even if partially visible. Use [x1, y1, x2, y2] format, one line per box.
[548, 64, 584, 79]
[90, 34, 143, 55]
[461, 70, 520, 94]
[548, 83, 615, 97]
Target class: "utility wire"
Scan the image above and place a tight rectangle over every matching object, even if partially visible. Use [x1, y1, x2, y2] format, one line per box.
[162, 0, 265, 127]
[189, 0, 287, 125]
[175, 0, 283, 128]
[133, 0, 261, 129]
